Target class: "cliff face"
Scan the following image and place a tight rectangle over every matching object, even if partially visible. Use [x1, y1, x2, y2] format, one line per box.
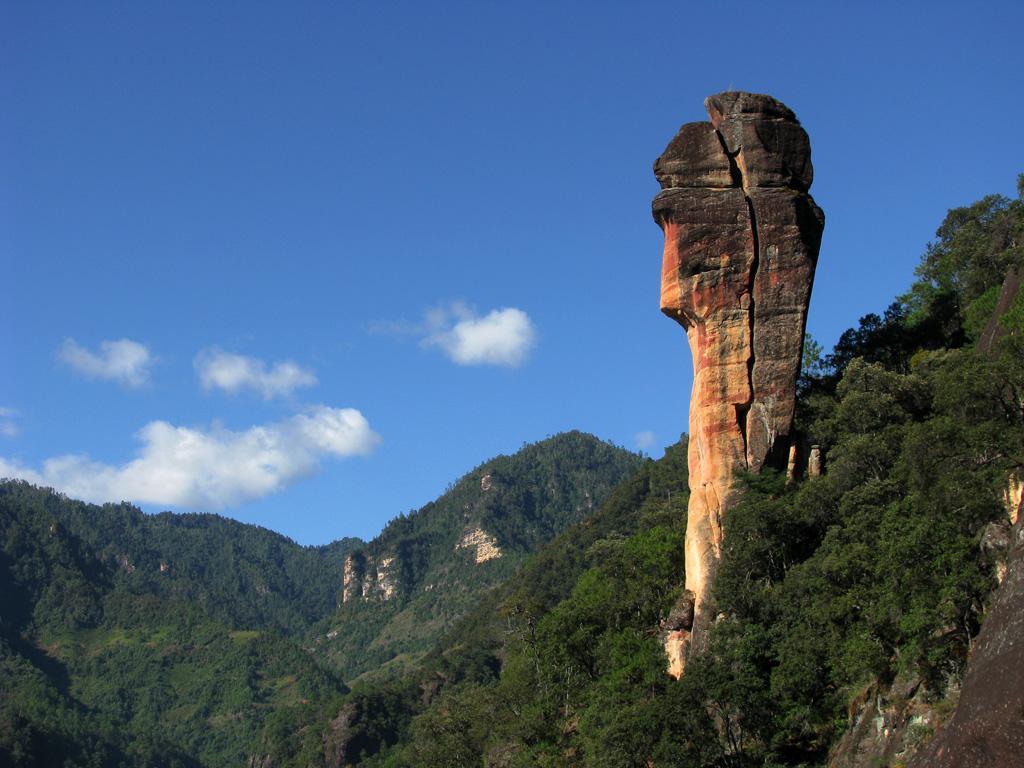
[457, 526, 503, 563]
[653, 92, 824, 675]
[341, 552, 399, 603]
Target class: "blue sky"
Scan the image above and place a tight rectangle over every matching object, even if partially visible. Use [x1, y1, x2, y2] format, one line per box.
[3, 2, 1023, 545]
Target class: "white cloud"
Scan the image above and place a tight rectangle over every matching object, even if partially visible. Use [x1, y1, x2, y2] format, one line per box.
[0, 408, 18, 438]
[0, 406, 380, 510]
[195, 348, 317, 399]
[422, 302, 537, 367]
[58, 338, 154, 387]
[634, 430, 657, 452]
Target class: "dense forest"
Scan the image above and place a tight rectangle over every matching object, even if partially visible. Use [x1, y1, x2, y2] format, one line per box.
[2, 179, 1022, 766]
[0, 433, 640, 766]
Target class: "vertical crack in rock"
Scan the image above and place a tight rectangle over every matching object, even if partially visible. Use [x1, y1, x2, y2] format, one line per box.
[713, 124, 757, 463]
[743, 192, 759, 457]
[739, 166, 759, 465]
[653, 92, 824, 677]
[713, 128, 745, 189]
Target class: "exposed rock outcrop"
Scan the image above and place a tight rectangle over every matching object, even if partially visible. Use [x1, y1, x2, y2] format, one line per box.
[322, 702, 359, 768]
[653, 92, 824, 675]
[342, 553, 364, 604]
[808, 443, 823, 477]
[828, 673, 937, 768]
[661, 590, 696, 679]
[1005, 474, 1022, 527]
[341, 551, 399, 604]
[977, 266, 1022, 356]
[374, 556, 398, 599]
[457, 526, 503, 563]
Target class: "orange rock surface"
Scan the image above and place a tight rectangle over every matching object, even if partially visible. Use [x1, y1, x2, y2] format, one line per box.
[653, 92, 824, 675]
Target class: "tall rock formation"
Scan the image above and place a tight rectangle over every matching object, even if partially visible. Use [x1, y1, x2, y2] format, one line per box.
[653, 92, 824, 676]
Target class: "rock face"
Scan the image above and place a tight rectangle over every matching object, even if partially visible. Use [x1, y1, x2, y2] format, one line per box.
[977, 266, 1022, 356]
[341, 552, 398, 604]
[342, 553, 363, 603]
[661, 591, 696, 679]
[652, 92, 824, 674]
[457, 526, 503, 563]
[828, 673, 936, 768]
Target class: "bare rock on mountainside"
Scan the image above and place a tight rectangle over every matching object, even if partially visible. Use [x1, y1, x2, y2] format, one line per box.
[828, 672, 936, 768]
[342, 551, 399, 603]
[652, 91, 824, 675]
[457, 526, 503, 563]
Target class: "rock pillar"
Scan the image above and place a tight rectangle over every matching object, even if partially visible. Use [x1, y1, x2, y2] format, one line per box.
[653, 92, 824, 676]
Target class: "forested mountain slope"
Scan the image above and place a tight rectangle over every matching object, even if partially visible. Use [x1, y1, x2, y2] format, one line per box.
[311, 431, 644, 679]
[0, 481, 351, 767]
[0, 432, 641, 767]
[9, 488, 363, 637]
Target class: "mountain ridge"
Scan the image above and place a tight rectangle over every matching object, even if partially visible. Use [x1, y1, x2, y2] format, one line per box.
[0, 430, 643, 766]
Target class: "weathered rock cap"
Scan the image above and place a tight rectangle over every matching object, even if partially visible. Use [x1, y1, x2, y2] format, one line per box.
[653, 122, 735, 190]
[704, 91, 796, 123]
[704, 90, 814, 192]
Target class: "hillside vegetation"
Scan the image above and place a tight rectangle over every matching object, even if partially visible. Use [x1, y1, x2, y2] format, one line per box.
[0, 480, 351, 767]
[0, 433, 641, 766]
[312, 432, 644, 680]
